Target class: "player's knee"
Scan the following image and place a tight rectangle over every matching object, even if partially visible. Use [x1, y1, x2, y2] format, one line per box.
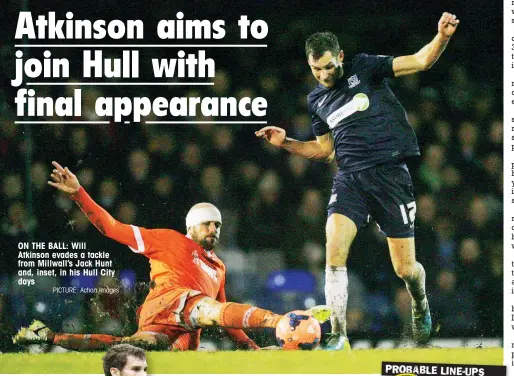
[190, 297, 222, 327]
[393, 262, 415, 281]
[325, 240, 349, 266]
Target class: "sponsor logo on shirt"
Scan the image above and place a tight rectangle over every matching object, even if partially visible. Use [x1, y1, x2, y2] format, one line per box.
[327, 93, 370, 129]
[347, 74, 360, 88]
[192, 250, 218, 282]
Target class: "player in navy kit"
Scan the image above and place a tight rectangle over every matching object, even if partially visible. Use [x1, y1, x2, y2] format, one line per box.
[256, 12, 459, 349]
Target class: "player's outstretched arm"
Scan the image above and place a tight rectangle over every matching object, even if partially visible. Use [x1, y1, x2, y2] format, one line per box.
[255, 126, 335, 163]
[48, 161, 139, 249]
[393, 12, 459, 77]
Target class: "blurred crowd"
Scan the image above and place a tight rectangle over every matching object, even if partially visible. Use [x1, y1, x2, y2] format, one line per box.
[0, 1, 502, 351]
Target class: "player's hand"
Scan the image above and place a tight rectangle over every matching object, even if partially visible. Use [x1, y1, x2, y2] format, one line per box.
[255, 126, 287, 147]
[48, 161, 81, 195]
[438, 12, 459, 38]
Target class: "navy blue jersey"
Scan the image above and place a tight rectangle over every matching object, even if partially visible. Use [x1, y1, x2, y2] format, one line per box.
[308, 53, 420, 172]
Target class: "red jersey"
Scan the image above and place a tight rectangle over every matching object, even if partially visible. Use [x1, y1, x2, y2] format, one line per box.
[128, 226, 226, 309]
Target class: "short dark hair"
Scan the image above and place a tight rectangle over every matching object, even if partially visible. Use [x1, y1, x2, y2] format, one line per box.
[102, 344, 146, 376]
[305, 32, 340, 60]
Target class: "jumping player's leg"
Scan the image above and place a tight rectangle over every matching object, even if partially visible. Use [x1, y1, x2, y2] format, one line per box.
[323, 170, 369, 351]
[324, 212, 357, 350]
[366, 163, 431, 344]
[388, 237, 431, 344]
[388, 237, 427, 311]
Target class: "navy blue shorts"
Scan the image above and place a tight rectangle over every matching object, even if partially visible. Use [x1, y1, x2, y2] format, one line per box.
[327, 163, 416, 238]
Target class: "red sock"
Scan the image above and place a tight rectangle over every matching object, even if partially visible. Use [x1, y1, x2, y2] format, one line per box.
[219, 303, 282, 329]
[53, 333, 122, 350]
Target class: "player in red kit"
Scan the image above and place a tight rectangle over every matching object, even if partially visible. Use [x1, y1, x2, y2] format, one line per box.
[13, 161, 330, 351]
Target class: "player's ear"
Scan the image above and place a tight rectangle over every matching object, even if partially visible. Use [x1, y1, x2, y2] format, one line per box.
[338, 50, 344, 63]
[110, 367, 120, 376]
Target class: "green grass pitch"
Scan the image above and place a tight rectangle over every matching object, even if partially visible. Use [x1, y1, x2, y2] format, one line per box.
[0, 348, 503, 374]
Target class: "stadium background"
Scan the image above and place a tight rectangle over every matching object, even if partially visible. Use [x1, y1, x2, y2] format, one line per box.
[0, 0, 502, 352]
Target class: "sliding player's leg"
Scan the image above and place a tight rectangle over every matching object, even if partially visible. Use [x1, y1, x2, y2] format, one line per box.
[187, 295, 330, 329]
[13, 319, 122, 349]
[13, 320, 170, 350]
[188, 295, 282, 329]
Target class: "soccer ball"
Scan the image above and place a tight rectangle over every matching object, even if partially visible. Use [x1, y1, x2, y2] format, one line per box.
[275, 310, 321, 350]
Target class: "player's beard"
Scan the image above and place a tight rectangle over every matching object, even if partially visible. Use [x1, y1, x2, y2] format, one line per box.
[201, 235, 218, 250]
[192, 233, 218, 250]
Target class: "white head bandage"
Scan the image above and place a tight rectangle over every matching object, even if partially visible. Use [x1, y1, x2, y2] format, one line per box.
[185, 203, 222, 229]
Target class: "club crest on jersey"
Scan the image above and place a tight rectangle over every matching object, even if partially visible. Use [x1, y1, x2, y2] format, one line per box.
[347, 74, 360, 88]
[192, 250, 218, 282]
